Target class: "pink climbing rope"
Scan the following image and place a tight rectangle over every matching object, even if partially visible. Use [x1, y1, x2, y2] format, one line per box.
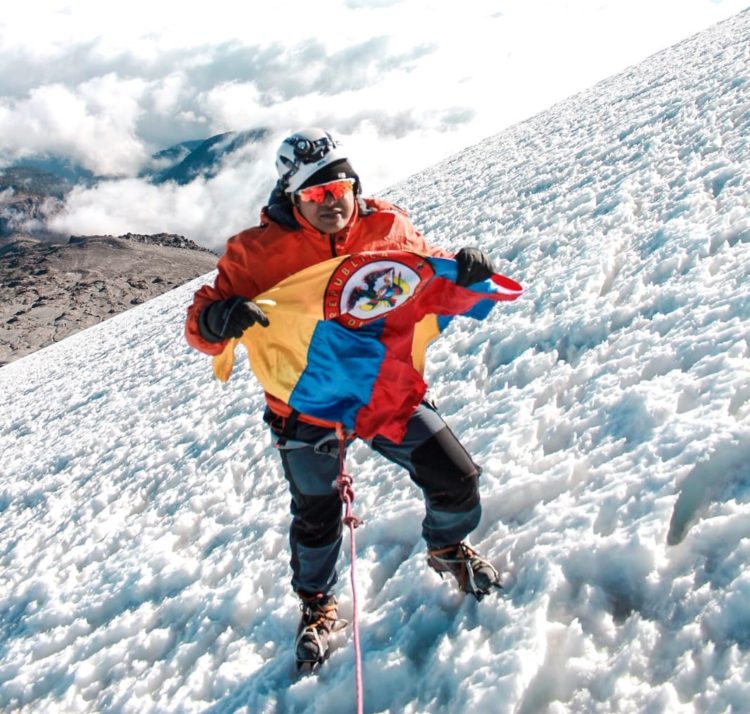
[335, 424, 364, 714]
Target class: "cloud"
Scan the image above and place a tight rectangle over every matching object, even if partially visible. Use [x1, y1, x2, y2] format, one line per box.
[0, 32, 436, 117]
[0, 75, 149, 175]
[3, 0, 748, 248]
[45, 133, 294, 249]
[344, 0, 403, 7]
[0, 32, 441, 176]
[43, 107, 479, 251]
[322, 106, 476, 140]
[47, 152, 278, 252]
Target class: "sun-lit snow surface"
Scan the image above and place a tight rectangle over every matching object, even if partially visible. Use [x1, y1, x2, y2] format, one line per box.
[2, 10, 750, 713]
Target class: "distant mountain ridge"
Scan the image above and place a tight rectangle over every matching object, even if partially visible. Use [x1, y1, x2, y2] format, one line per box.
[0, 165, 77, 198]
[67, 231, 215, 252]
[148, 128, 267, 185]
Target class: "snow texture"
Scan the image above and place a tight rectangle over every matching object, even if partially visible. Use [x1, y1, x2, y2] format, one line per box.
[2, 10, 750, 713]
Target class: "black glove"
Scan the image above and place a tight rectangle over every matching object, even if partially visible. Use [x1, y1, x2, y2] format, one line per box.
[455, 247, 495, 287]
[198, 296, 269, 342]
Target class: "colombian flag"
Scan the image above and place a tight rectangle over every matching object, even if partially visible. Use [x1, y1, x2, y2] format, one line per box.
[213, 251, 522, 442]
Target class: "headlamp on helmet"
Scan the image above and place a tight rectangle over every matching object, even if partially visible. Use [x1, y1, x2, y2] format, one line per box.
[275, 128, 350, 194]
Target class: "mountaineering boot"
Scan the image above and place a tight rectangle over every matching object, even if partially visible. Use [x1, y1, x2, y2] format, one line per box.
[295, 592, 347, 670]
[427, 542, 501, 601]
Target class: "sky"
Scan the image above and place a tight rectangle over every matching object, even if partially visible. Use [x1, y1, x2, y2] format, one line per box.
[1, 0, 749, 248]
[1, 9, 749, 710]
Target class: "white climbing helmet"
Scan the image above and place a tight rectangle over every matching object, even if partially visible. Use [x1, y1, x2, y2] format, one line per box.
[275, 128, 349, 194]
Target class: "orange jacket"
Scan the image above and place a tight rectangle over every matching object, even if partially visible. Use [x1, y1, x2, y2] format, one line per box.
[185, 197, 449, 356]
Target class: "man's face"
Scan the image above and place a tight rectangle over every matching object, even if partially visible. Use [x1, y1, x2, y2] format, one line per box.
[296, 180, 356, 234]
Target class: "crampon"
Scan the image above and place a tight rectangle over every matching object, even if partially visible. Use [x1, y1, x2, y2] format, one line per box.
[427, 542, 502, 601]
[295, 593, 348, 671]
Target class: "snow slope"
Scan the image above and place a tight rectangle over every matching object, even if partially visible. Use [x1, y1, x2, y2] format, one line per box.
[1, 10, 749, 713]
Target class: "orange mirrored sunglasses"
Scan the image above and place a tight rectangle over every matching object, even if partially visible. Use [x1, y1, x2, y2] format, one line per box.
[296, 178, 355, 204]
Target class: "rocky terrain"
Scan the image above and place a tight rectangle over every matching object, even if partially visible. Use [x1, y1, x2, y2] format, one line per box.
[148, 128, 266, 184]
[0, 233, 217, 365]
